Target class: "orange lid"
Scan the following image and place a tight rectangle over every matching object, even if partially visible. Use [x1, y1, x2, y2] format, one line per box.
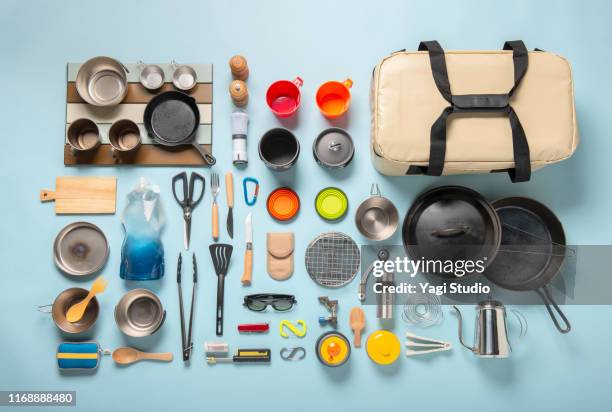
[267, 187, 300, 221]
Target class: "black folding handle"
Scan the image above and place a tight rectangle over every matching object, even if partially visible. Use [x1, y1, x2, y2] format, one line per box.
[416, 40, 531, 183]
[451, 94, 509, 112]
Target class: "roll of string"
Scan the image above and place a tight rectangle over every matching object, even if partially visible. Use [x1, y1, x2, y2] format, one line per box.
[402, 294, 443, 327]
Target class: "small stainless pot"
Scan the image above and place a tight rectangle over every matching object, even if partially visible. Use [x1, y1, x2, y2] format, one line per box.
[115, 289, 165, 337]
[39, 288, 100, 334]
[355, 184, 399, 241]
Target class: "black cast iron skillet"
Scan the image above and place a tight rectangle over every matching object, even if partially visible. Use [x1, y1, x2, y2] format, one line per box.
[144, 91, 216, 165]
[484, 197, 571, 334]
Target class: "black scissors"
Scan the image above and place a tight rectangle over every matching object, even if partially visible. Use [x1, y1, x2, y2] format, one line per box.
[173, 172, 205, 250]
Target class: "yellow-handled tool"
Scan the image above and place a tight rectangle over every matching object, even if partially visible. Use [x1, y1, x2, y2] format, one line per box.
[65, 276, 108, 323]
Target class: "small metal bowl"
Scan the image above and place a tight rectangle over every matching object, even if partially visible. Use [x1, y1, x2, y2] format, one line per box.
[115, 289, 165, 337]
[355, 196, 399, 241]
[138, 61, 165, 91]
[171, 60, 197, 91]
[51, 288, 99, 334]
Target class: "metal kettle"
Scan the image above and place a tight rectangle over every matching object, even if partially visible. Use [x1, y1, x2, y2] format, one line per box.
[453, 300, 526, 358]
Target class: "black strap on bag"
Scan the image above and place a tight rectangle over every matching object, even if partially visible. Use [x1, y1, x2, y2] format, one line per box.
[416, 40, 531, 182]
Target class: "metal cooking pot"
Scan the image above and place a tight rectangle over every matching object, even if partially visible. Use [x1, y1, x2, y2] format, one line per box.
[39, 287, 99, 334]
[258, 128, 300, 171]
[76, 56, 129, 106]
[115, 289, 165, 337]
[355, 184, 398, 241]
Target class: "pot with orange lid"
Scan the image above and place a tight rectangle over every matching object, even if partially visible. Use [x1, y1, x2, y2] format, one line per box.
[315, 331, 351, 367]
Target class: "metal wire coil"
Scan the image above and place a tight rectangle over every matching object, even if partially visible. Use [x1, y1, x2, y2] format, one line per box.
[402, 293, 443, 327]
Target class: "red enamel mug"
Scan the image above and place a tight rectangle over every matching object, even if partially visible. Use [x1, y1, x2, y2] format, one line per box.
[266, 77, 303, 117]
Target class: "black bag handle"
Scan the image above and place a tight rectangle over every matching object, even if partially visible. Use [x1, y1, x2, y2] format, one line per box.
[417, 40, 531, 182]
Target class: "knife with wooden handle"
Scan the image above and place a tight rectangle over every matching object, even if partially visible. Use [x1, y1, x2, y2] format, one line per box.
[241, 213, 253, 285]
[225, 172, 234, 239]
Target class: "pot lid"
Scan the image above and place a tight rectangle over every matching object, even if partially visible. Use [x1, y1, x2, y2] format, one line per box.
[313, 128, 354, 168]
[366, 330, 401, 365]
[267, 187, 300, 221]
[315, 187, 348, 220]
[53, 222, 109, 277]
[402, 186, 501, 278]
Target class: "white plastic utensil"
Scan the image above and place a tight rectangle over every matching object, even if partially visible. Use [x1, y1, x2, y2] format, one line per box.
[404, 331, 451, 356]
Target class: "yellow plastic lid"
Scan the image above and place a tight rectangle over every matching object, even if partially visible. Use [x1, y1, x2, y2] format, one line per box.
[366, 330, 401, 365]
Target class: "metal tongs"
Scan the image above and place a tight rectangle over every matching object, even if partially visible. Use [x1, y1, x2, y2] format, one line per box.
[177, 253, 198, 361]
[405, 332, 452, 356]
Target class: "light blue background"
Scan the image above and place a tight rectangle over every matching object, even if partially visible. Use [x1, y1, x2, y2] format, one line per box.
[1, 0, 611, 411]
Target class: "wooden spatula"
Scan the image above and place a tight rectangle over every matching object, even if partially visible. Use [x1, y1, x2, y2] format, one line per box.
[350, 307, 366, 348]
[65, 276, 108, 322]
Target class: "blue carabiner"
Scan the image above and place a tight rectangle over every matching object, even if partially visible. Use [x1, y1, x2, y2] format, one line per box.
[243, 177, 260, 206]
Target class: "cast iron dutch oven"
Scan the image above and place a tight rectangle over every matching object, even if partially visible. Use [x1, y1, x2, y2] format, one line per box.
[402, 186, 501, 279]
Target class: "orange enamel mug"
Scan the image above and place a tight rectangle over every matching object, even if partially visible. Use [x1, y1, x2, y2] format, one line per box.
[315, 78, 353, 118]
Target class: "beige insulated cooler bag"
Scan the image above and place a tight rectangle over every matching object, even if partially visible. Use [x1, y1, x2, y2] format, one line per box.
[370, 41, 579, 182]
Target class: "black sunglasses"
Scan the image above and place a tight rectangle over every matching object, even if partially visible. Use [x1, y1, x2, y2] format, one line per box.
[243, 294, 297, 312]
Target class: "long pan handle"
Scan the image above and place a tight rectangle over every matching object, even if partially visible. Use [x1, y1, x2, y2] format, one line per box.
[216, 275, 225, 336]
[536, 285, 571, 334]
[192, 143, 216, 166]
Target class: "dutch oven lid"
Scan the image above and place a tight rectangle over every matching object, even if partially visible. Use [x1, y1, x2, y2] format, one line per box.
[402, 186, 501, 277]
[313, 128, 354, 168]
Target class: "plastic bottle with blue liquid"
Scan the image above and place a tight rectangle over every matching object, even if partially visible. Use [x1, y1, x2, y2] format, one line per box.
[120, 178, 165, 280]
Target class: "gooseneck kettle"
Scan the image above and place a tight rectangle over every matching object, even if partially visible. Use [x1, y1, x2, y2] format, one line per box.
[453, 300, 527, 358]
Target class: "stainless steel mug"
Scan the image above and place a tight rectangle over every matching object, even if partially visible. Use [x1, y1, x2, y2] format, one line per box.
[453, 300, 526, 358]
[67, 118, 101, 155]
[109, 119, 142, 158]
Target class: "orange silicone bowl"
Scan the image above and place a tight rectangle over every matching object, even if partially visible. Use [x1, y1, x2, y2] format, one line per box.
[267, 187, 300, 221]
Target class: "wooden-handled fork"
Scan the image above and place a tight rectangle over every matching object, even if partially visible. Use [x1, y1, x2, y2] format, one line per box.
[211, 173, 220, 241]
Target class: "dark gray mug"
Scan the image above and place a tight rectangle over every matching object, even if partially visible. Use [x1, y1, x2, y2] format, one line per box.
[258, 128, 300, 171]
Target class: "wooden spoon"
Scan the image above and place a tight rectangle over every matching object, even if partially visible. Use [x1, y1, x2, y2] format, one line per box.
[65, 276, 108, 323]
[350, 307, 366, 348]
[112, 347, 173, 365]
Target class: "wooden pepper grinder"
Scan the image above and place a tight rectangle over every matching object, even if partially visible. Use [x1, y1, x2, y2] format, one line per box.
[229, 80, 248, 107]
[229, 55, 249, 80]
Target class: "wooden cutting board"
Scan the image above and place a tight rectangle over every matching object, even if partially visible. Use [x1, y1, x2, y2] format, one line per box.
[40, 176, 116, 214]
